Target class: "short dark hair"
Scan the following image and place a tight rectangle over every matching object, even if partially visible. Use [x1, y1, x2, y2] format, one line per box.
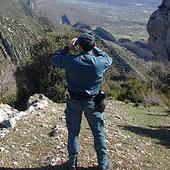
[80, 42, 95, 52]
[77, 32, 95, 52]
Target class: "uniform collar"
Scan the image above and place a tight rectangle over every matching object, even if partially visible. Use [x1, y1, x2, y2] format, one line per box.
[80, 50, 93, 55]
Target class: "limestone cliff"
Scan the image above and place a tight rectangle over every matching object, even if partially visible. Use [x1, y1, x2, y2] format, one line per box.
[147, 0, 170, 60]
[0, 0, 46, 99]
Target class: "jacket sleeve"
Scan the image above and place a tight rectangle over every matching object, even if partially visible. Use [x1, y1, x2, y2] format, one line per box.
[93, 47, 112, 68]
[51, 46, 69, 69]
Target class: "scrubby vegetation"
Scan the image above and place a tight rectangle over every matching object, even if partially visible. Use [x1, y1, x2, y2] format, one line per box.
[1, 0, 169, 110]
[11, 31, 169, 110]
[148, 63, 170, 107]
[117, 79, 147, 104]
[14, 32, 79, 109]
[103, 79, 167, 107]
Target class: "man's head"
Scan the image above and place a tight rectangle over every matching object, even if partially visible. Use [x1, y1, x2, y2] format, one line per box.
[77, 32, 95, 52]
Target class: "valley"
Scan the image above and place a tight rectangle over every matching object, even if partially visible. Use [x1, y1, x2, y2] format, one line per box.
[36, 0, 161, 40]
[0, 1, 170, 169]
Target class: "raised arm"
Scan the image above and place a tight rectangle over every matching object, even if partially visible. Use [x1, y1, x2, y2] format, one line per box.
[51, 46, 69, 69]
[51, 38, 78, 69]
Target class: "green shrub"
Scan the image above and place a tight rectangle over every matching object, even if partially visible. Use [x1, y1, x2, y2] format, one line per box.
[102, 81, 121, 98]
[117, 79, 147, 104]
[1, 93, 17, 107]
[15, 32, 79, 109]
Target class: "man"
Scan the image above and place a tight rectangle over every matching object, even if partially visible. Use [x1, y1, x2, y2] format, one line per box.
[51, 32, 112, 170]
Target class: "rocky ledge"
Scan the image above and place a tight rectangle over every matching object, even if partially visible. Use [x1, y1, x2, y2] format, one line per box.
[0, 94, 51, 139]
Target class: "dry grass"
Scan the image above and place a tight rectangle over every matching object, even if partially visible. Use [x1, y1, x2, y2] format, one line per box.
[0, 100, 170, 169]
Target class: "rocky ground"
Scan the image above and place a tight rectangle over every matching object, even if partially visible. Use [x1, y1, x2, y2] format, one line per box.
[0, 94, 170, 170]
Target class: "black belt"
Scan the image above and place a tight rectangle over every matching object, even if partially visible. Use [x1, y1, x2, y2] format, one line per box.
[69, 91, 95, 101]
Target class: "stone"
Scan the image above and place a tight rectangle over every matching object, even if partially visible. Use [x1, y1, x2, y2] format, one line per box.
[94, 27, 116, 42]
[72, 22, 92, 32]
[0, 147, 5, 152]
[0, 130, 8, 139]
[0, 104, 19, 129]
[0, 94, 52, 139]
[61, 15, 71, 25]
[49, 125, 67, 137]
[0, 120, 12, 128]
[27, 94, 50, 111]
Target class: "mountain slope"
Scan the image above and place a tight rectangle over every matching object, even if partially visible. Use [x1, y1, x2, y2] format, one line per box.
[36, 0, 158, 40]
[0, 0, 46, 99]
[0, 0, 45, 63]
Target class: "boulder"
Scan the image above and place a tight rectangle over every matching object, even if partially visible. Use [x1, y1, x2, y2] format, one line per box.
[61, 15, 71, 25]
[27, 94, 51, 111]
[72, 22, 92, 32]
[0, 104, 19, 129]
[0, 94, 51, 139]
[94, 27, 117, 42]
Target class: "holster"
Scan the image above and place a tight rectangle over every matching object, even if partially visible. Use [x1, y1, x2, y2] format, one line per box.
[94, 91, 106, 112]
[67, 91, 95, 101]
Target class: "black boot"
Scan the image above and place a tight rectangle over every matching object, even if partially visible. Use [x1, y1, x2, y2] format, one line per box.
[68, 165, 76, 170]
[66, 161, 77, 170]
[99, 162, 113, 170]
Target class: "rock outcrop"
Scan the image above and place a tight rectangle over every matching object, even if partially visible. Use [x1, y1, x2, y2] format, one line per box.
[118, 38, 154, 61]
[103, 41, 147, 81]
[26, 0, 35, 10]
[61, 15, 71, 25]
[94, 27, 117, 42]
[72, 22, 92, 32]
[0, 94, 52, 139]
[0, 33, 20, 98]
[0, 32, 20, 66]
[147, 0, 170, 60]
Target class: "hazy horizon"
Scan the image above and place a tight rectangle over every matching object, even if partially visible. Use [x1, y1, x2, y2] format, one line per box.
[54, 0, 162, 9]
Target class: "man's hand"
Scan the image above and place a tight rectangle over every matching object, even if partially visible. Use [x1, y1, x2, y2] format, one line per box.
[68, 38, 78, 51]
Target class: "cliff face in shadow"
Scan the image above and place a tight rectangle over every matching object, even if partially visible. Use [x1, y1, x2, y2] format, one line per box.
[0, 52, 16, 101]
[0, 0, 45, 99]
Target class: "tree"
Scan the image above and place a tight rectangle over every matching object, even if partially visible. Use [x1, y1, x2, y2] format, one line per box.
[15, 32, 79, 109]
